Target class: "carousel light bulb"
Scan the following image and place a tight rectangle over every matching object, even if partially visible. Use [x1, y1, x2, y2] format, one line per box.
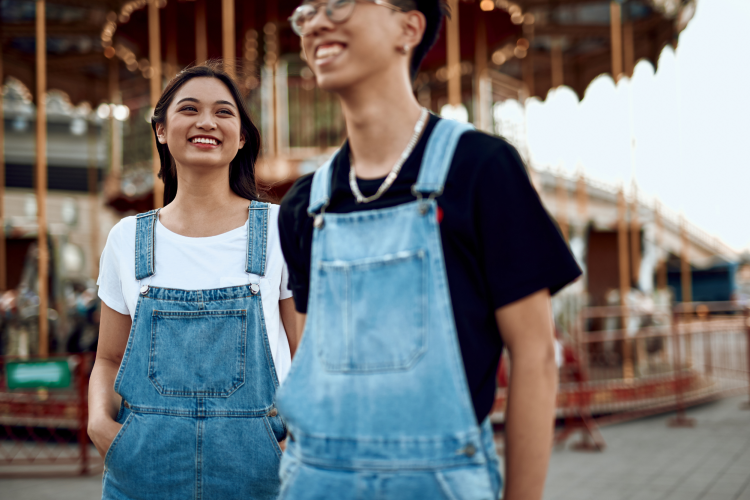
[113, 105, 130, 121]
[480, 0, 494, 11]
[97, 103, 111, 119]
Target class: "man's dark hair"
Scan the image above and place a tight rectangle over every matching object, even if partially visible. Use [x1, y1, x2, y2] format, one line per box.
[393, 0, 449, 79]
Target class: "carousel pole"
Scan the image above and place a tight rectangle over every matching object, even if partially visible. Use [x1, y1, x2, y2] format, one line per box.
[551, 38, 564, 89]
[680, 216, 693, 367]
[222, 0, 236, 77]
[149, 0, 163, 209]
[166, 0, 178, 80]
[446, 0, 461, 107]
[521, 24, 535, 98]
[623, 19, 635, 78]
[576, 173, 588, 294]
[576, 173, 588, 221]
[630, 183, 641, 285]
[109, 58, 121, 182]
[474, 6, 489, 132]
[630, 184, 646, 372]
[618, 189, 633, 380]
[0, 43, 6, 291]
[654, 201, 669, 363]
[195, 0, 208, 65]
[88, 124, 99, 281]
[35, 0, 49, 357]
[556, 172, 569, 242]
[610, 1, 623, 82]
[655, 201, 667, 291]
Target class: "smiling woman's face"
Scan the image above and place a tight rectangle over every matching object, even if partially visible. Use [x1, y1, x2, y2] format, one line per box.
[156, 77, 245, 170]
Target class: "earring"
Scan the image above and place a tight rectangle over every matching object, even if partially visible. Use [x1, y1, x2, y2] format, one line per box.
[400, 44, 409, 55]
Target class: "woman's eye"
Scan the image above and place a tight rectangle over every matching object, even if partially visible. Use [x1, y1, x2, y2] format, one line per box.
[180, 106, 197, 112]
[217, 109, 234, 115]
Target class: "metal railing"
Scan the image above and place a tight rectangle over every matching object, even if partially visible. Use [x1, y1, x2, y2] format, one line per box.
[549, 302, 749, 450]
[0, 352, 98, 476]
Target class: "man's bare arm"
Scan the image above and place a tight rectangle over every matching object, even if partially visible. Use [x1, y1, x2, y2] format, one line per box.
[495, 288, 558, 500]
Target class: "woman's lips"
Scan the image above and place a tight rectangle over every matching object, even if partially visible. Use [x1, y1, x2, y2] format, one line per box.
[189, 137, 221, 149]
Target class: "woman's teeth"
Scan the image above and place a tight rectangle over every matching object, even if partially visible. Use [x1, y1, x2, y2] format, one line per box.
[191, 137, 218, 145]
[316, 44, 344, 60]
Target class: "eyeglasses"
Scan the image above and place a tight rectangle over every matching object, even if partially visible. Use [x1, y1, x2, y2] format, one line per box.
[289, 0, 408, 37]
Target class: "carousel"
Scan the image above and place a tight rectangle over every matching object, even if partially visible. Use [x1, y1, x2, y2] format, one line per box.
[2, 0, 744, 449]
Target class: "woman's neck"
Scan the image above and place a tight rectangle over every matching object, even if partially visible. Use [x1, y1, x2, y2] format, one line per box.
[159, 163, 250, 237]
[338, 67, 423, 180]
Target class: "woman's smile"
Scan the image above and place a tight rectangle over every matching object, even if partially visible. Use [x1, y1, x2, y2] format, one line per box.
[188, 134, 221, 149]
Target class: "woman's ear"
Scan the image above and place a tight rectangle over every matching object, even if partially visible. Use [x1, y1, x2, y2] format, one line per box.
[155, 123, 168, 144]
[238, 133, 246, 150]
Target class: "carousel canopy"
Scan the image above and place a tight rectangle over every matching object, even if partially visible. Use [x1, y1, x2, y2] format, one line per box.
[1, 0, 696, 107]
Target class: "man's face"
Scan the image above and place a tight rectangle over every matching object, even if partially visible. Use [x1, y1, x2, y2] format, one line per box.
[299, 1, 409, 92]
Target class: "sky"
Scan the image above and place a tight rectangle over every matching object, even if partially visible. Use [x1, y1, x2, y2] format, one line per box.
[519, 0, 750, 252]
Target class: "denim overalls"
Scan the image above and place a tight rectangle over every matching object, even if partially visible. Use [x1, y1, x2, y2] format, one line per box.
[275, 119, 503, 499]
[102, 201, 285, 500]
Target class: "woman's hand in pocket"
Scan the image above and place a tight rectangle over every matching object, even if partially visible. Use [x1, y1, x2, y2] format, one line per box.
[88, 416, 123, 460]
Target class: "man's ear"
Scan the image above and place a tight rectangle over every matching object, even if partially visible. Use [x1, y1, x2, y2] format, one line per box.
[155, 123, 167, 144]
[402, 10, 426, 52]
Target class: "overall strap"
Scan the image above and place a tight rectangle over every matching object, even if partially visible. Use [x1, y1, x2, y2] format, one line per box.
[412, 119, 475, 197]
[134, 209, 160, 280]
[306, 151, 339, 216]
[246, 200, 269, 276]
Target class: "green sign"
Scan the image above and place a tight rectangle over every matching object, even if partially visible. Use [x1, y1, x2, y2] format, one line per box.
[6, 360, 72, 390]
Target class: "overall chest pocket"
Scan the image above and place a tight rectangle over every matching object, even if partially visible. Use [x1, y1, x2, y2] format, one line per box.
[149, 309, 247, 397]
[316, 250, 427, 373]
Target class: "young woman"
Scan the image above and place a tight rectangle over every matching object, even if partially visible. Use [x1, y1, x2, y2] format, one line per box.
[276, 1, 581, 499]
[88, 63, 296, 499]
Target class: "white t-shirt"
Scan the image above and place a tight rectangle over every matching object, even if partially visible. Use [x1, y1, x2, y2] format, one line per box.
[97, 204, 293, 383]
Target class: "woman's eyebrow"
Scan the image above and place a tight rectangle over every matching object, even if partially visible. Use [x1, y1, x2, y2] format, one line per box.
[176, 97, 236, 109]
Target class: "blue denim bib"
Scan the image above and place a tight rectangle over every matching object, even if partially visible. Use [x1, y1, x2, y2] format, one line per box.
[102, 201, 284, 500]
[275, 120, 503, 499]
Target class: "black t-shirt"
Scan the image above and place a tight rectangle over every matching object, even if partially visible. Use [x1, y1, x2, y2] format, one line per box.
[278, 115, 581, 422]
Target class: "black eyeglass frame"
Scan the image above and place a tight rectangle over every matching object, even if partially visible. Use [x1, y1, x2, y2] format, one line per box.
[289, 0, 408, 37]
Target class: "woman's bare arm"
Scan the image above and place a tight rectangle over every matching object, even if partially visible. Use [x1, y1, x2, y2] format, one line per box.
[280, 298, 302, 358]
[280, 297, 308, 359]
[495, 289, 558, 500]
[87, 302, 132, 458]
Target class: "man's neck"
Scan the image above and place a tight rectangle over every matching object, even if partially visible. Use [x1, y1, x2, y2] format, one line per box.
[338, 68, 424, 180]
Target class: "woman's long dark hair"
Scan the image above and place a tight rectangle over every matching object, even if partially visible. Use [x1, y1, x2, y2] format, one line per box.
[151, 61, 262, 206]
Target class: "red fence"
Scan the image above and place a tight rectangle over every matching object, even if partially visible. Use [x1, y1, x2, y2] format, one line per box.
[0, 352, 99, 476]
[492, 302, 750, 450]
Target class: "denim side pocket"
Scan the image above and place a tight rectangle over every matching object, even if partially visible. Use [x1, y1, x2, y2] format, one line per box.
[149, 309, 247, 397]
[104, 411, 135, 470]
[316, 250, 427, 373]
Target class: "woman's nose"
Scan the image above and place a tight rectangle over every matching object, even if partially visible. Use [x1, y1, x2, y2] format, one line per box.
[195, 111, 216, 130]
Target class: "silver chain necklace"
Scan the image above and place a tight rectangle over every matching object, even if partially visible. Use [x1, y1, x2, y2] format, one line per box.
[349, 107, 429, 204]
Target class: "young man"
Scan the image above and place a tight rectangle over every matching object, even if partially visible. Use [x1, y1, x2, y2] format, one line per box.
[276, 1, 581, 498]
